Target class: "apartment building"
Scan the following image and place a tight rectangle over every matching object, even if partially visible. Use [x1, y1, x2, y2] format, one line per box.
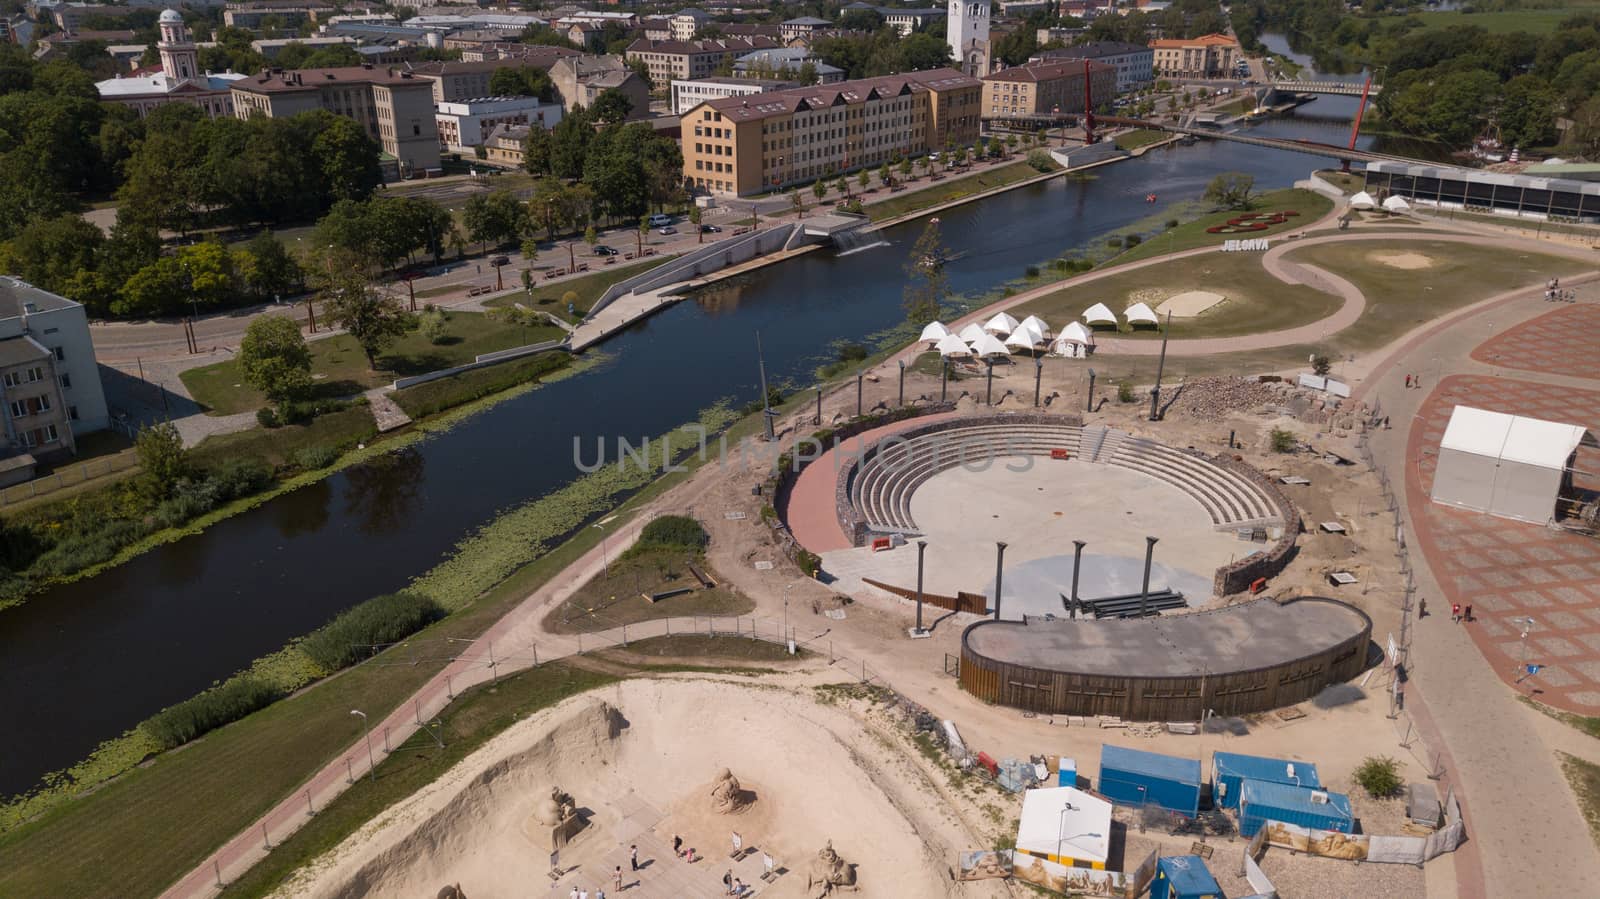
[671, 76, 796, 116]
[0, 277, 110, 474]
[231, 65, 441, 175]
[681, 67, 982, 197]
[732, 47, 845, 84]
[625, 36, 780, 88]
[549, 54, 649, 119]
[403, 58, 565, 104]
[778, 16, 830, 43]
[1029, 40, 1153, 92]
[435, 96, 561, 151]
[669, 8, 709, 40]
[1149, 33, 1240, 79]
[222, 2, 333, 31]
[982, 59, 1117, 119]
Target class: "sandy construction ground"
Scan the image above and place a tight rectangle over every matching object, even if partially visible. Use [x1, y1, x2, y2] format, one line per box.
[273, 678, 992, 899]
[1156, 290, 1227, 318]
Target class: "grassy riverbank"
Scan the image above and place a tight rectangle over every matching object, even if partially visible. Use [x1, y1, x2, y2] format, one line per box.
[866, 160, 1050, 222]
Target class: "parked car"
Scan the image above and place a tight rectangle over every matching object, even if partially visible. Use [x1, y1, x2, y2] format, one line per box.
[700, 224, 722, 233]
[657, 226, 677, 235]
[490, 255, 510, 266]
[648, 213, 673, 227]
[593, 245, 619, 256]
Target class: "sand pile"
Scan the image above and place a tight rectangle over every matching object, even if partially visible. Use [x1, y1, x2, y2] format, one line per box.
[273, 679, 972, 899]
[1370, 251, 1433, 270]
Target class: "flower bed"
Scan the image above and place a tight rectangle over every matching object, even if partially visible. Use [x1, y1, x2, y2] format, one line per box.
[1206, 210, 1300, 234]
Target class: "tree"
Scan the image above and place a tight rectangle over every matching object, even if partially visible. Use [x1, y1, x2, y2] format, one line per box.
[1311, 354, 1332, 376]
[591, 88, 634, 125]
[239, 232, 303, 300]
[463, 189, 524, 252]
[548, 106, 594, 181]
[238, 315, 312, 408]
[898, 156, 913, 180]
[489, 66, 554, 101]
[878, 162, 892, 187]
[637, 215, 649, 255]
[1204, 172, 1256, 210]
[135, 422, 189, 500]
[688, 205, 703, 243]
[321, 270, 411, 369]
[857, 169, 871, 191]
[812, 178, 828, 202]
[902, 219, 949, 324]
[584, 223, 598, 248]
[836, 176, 849, 198]
[522, 125, 554, 176]
[790, 189, 804, 219]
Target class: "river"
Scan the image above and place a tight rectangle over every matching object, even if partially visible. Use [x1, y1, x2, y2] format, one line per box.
[0, 108, 1374, 796]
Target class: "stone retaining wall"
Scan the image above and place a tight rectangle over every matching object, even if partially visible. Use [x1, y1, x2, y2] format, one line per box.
[1199, 450, 1303, 595]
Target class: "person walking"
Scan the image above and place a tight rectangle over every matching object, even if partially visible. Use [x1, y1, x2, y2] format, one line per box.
[630, 844, 639, 871]
[614, 865, 623, 891]
[673, 834, 683, 857]
[1419, 597, 1428, 619]
[723, 870, 733, 893]
[578, 888, 588, 899]
[570, 888, 579, 899]
[1451, 603, 1461, 623]
[1465, 604, 1473, 623]
[1405, 374, 1412, 389]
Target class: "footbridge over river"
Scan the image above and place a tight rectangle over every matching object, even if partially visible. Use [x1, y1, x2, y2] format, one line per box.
[1267, 79, 1380, 96]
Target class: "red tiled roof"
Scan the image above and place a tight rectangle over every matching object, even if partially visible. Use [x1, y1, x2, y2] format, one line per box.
[700, 68, 978, 123]
[984, 59, 1115, 84]
[625, 36, 780, 56]
[1150, 33, 1239, 49]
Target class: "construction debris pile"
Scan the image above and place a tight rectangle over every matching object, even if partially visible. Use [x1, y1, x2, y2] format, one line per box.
[1165, 377, 1284, 418]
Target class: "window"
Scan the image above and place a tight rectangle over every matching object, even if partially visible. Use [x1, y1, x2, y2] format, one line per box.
[59, 372, 71, 389]
[8, 400, 25, 418]
[69, 406, 78, 421]
[53, 346, 64, 361]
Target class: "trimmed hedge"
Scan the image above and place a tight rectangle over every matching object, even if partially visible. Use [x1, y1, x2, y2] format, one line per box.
[145, 677, 285, 750]
[631, 515, 707, 555]
[392, 352, 569, 419]
[299, 592, 446, 672]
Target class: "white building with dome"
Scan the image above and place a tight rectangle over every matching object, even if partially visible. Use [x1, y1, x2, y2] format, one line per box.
[95, 10, 246, 119]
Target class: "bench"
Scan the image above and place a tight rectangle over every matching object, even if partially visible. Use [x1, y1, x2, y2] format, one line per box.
[544, 270, 560, 280]
[624, 252, 635, 259]
[643, 248, 655, 256]
[604, 257, 616, 264]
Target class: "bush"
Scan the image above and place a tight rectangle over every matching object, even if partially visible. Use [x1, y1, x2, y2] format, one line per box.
[256, 407, 280, 429]
[795, 549, 821, 576]
[1125, 234, 1142, 247]
[1117, 382, 1136, 403]
[393, 351, 568, 419]
[207, 458, 273, 500]
[419, 309, 448, 345]
[633, 515, 708, 553]
[300, 592, 446, 672]
[1312, 354, 1332, 376]
[1026, 149, 1054, 172]
[1165, 218, 1180, 229]
[1270, 428, 1298, 453]
[292, 445, 339, 470]
[1353, 755, 1404, 798]
[1106, 237, 1124, 249]
[1024, 265, 1040, 278]
[144, 676, 285, 750]
[838, 343, 869, 363]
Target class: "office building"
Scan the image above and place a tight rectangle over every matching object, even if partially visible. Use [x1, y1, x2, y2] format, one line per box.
[625, 36, 780, 86]
[982, 59, 1116, 118]
[231, 64, 441, 176]
[0, 277, 110, 474]
[1029, 40, 1153, 92]
[549, 54, 650, 119]
[435, 96, 561, 151]
[1149, 33, 1239, 79]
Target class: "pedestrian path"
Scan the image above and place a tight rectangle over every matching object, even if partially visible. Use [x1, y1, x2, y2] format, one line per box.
[364, 388, 412, 432]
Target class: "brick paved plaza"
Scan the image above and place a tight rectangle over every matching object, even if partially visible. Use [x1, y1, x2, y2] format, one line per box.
[1407, 374, 1600, 712]
[1471, 304, 1600, 377]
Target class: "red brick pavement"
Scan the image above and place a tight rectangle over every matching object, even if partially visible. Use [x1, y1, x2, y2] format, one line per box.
[1406, 375, 1600, 713]
[1470, 304, 1600, 379]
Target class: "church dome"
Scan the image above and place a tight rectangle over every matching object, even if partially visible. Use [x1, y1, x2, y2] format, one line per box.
[159, 9, 183, 25]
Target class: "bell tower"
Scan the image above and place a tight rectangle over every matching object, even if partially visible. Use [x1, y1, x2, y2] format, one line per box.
[157, 9, 199, 84]
[948, 1, 991, 77]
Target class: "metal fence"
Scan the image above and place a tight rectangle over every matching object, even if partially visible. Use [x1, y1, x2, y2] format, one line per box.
[0, 454, 139, 507]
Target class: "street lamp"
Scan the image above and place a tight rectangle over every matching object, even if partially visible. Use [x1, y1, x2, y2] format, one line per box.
[1511, 616, 1535, 681]
[592, 522, 609, 578]
[1056, 801, 1102, 865]
[349, 709, 376, 782]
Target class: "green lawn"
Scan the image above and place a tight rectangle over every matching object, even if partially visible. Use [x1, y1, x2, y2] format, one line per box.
[543, 547, 752, 634]
[1560, 752, 1600, 850]
[1010, 249, 1342, 342]
[1110, 188, 1333, 265]
[590, 634, 801, 669]
[485, 257, 674, 319]
[1282, 238, 1591, 351]
[1411, 7, 1599, 34]
[866, 161, 1047, 222]
[1113, 129, 1171, 151]
[1314, 170, 1364, 196]
[180, 311, 562, 415]
[189, 403, 377, 470]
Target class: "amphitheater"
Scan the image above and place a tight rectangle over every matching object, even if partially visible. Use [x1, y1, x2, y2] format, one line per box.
[798, 413, 1297, 617]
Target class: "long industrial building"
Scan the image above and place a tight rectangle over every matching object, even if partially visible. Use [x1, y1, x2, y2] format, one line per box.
[680, 68, 982, 197]
[1363, 161, 1600, 223]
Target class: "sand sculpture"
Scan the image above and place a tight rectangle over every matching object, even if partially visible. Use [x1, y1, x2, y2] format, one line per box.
[805, 840, 856, 897]
[709, 768, 752, 814]
[531, 786, 586, 850]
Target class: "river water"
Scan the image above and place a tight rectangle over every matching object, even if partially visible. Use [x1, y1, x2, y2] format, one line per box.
[0, 105, 1372, 796]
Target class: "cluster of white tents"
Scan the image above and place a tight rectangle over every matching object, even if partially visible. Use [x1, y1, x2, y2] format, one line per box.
[920, 312, 1101, 360]
[1349, 190, 1411, 213]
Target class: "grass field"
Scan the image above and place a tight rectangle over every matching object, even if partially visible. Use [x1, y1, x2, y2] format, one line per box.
[866, 160, 1046, 222]
[189, 403, 377, 469]
[1113, 129, 1171, 151]
[485, 257, 673, 319]
[1010, 250, 1343, 341]
[1410, 7, 1598, 34]
[1109, 188, 1333, 265]
[1313, 170, 1364, 195]
[180, 311, 562, 414]
[543, 548, 752, 634]
[1560, 752, 1600, 850]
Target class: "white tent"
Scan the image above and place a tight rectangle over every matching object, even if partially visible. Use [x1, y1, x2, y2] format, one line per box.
[1349, 190, 1377, 210]
[958, 322, 988, 344]
[1431, 405, 1594, 525]
[1052, 322, 1094, 358]
[1382, 195, 1411, 212]
[984, 311, 1020, 335]
[1124, 302, 1160, 327]
[1081, 302, 1118, 328]
[935, 334, 972, 357]
[1004, 325, 1045, 351]
[1015, 786, 1112, 868]
[971, 333, 1011, 357]
[1018, 314, 1052, 339]
[919, 321, 951, 344]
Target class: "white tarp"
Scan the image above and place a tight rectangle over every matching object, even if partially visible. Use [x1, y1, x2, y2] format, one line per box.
[972, 333, 1011, 357]
[1431, 405, 1592, 525]
[958, 322, 988, 344]
[1005, 324, 1045, 350]
[1019, 314, 1052, 339]
[1082, 302, 1117, 326]
[1015, 786, 1112, 867]
[1124, 302, 1159, 326]
[936, 334, 973, 357]
[1382, 195, 1411, 212]
[1349, 190, 1377, 210]
[984, 311, 1020, 335]
[919, 321, 950, 343]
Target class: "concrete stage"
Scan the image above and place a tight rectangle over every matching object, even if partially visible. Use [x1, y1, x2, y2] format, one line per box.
[820, 459, 1254, 619]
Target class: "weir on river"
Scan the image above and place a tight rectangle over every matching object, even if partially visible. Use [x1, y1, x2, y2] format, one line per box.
[0, 100, 1375, 796]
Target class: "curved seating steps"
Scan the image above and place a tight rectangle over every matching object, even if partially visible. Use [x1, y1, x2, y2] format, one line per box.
[848, 425, 1281, 534]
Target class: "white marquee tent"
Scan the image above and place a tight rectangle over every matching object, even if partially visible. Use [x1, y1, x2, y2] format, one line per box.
[935, 334, 972, 357]
[1431, 405, 1595, 524]
[958, 322, 988, 344]
[972, 333, 1011, 358]
[1019, 314, 1052, 339]
[1382, 195, 1411, 213]
[1053, 322, 1095, 358]
[1082, 302, 1118, 328]
[1015, 786, 1112, 868]
[919, 321, 950, 344]
[1349, 190, 1377, 210]
[1125, 302, 1160, 327]
[1004, 325, 1045, 351]
[984, 312, 1020, 335]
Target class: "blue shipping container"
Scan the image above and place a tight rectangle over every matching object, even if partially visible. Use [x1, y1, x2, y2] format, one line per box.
[1239, 779, 1354, 837]
[1098, 744, 1202, 818]
[1212, 751, 1322, 809]
[1151, 855, 1222, 899]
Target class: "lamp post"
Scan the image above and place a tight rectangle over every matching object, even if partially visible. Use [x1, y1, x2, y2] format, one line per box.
[593, 522, 609, 578]
[1056, 801, 1102, 865]
[992, 541, 1007, 621]
[914, 540, 928, 635]
[1512, 616, 1535, 680]
[1034, 356, 1043, 407]
[1139, 536, 1158, 618]
[349, 709, 376, 782]
[1066, 540, 1086, 619]
[897, 359, 905, 408]
[1086, 368, 1096, 413]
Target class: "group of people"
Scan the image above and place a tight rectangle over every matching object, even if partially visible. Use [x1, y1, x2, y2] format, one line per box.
[570, 844, 643, 899]
[1545, 277, 1573, 302]
[1403, 373, 1425, 389]
[722, 869, 752, 896]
